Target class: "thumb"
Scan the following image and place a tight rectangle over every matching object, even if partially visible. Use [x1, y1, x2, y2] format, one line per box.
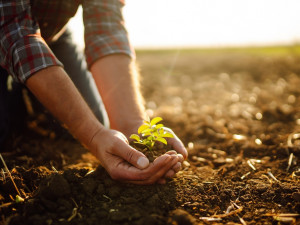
[116, 142, 150, 169]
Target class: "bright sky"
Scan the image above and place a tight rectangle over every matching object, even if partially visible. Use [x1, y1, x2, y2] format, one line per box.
[69, 0, 300, 49]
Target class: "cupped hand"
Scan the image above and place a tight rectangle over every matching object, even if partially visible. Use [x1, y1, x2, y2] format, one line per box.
[124, 123, 188, 183]
[89, 128, 181, 185]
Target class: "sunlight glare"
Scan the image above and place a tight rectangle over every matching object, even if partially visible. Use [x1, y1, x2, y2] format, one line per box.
[69, 0, 300, 49]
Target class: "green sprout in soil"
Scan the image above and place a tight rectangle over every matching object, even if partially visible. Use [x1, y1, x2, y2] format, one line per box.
[130, 117, 174, 151]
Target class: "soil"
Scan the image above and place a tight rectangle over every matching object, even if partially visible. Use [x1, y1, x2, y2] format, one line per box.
[130, 142, 172, 162]
[1, 47, 300, 225]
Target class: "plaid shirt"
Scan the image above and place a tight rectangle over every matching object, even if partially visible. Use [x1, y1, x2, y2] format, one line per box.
[0, 0, 134, 83]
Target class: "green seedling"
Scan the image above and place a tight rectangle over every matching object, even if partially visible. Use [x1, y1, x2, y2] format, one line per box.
[130, 117, 174, 151]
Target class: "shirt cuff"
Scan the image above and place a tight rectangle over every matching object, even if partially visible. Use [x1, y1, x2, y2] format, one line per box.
[84, 30, 135, 69]
[10, 35, 63, 83]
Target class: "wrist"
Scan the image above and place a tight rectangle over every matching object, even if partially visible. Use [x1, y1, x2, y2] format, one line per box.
[73, 117, 105, 151]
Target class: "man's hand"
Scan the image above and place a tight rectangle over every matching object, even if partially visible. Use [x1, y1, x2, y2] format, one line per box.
[89, 128, 182, 185]
[122, 122, 188, 184]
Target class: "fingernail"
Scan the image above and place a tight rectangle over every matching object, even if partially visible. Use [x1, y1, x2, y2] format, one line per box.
[137, 157, 149, 169]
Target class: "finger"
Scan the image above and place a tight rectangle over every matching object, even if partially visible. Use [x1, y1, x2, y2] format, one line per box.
[168, 137, 188, 159]
[166, 150, 177, 155]
[126, 154, 179, 185]
[165, 169, 175, 179]
[163, 162, 181, 181]
[164, 128, 188, 159]
[172, 162, 181, 173]
[112, 153, 173, 183]
[145, 154, 178, 183]
[166, 151, 184, 163]
[178, 154, 184, 163]
[113, 141, 149, 169]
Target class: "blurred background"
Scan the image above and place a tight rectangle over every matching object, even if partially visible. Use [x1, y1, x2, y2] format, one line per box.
[69, 0, 300, 49]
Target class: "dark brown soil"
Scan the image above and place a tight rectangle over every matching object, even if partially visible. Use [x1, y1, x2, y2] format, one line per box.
[130, 142, 172, 162]
[1, 47, 300, 225]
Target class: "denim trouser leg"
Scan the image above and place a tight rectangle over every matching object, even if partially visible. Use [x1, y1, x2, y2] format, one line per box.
[48, 29, 110, 128]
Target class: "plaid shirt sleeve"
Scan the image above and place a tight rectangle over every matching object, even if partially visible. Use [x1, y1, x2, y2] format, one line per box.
[0, 0, 62, 83]
[82, 0, 135, 68]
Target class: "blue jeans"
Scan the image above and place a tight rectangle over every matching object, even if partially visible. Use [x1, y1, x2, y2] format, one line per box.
[0, 28, 109, 145]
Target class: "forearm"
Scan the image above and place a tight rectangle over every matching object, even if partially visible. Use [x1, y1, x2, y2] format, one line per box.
[91, 54, 146, 136]
[25, 66, 103, 149]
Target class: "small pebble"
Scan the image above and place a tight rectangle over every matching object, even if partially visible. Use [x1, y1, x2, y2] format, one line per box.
[183, 161, 190, 167]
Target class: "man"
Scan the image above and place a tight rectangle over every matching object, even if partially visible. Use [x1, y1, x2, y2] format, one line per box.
[0, 0, 188, 184]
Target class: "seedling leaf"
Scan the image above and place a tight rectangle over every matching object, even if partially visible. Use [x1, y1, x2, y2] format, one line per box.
[150, 117, 163, 126]
[161, 132, 174, 138]
[130, 134, 141, 142]
[152, 132, 160, 138]
[155, 124, 164, 129]
[141, 129, 152, 136]
[138, 124, 150, 134]
[156, 137, 167, 145]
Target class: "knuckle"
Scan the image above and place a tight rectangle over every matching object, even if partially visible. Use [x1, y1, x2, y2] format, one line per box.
[165, 170, 175, 178]
[170, 154, 178, 161]
[173, 162, 182, 172]
[125, 149, 135, 162]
